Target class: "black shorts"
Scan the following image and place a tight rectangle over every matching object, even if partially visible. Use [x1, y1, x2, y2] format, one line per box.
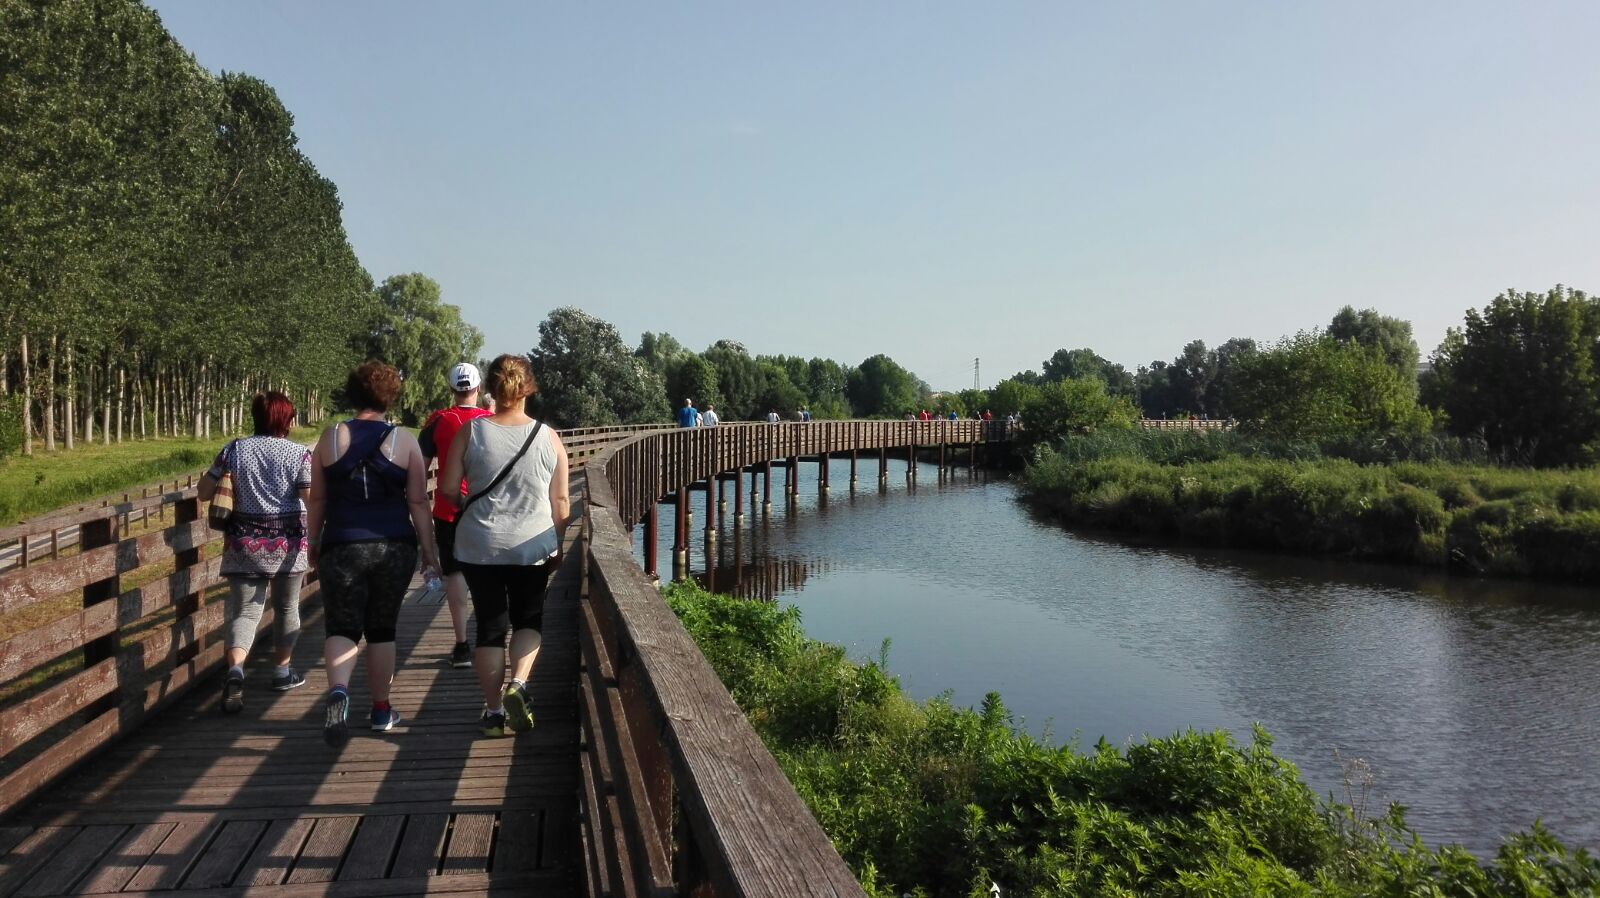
[434, 517, 462, 575]
[459, 562, 553, 647]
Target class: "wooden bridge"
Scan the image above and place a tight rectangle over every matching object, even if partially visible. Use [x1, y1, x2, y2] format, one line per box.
[0, 420, 1011, 898]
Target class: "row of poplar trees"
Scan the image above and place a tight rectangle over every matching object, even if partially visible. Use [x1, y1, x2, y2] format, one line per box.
[0, 0, 465, 457]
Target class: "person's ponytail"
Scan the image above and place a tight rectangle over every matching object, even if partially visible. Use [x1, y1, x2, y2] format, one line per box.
[487, 354, 537, 406]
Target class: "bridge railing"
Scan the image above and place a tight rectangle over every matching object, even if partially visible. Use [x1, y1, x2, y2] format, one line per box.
[577, 421, 1009, 897]
[0, 422, 666, 818]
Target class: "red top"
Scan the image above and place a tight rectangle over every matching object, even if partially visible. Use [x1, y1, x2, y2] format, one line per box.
[419, 405, 492, 522]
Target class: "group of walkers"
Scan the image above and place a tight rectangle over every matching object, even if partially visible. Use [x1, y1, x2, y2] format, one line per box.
[197, 354, 569, 746]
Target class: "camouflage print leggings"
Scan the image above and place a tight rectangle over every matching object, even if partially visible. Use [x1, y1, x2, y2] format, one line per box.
[318, 541, 417, 644]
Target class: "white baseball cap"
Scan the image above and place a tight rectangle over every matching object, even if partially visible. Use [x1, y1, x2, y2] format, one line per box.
[449, 362, 482, 391]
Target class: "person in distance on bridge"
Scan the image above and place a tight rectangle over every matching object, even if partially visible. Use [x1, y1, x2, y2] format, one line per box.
[700, 403, 719, 427]
[419, 362, 491, 669]
[198, 391, 312, 713]
[676, 397, 699, 428]
[306, 361, 441, 747]
[439, 355, 570, 737]
[767, 408, 780, 424]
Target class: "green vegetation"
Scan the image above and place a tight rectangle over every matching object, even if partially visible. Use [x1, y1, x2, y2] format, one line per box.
[667, 583, 1599, 897]
[1021, 439, 1600, 580]
[1, 0, 480, 457]
[0, 426, 316, 524]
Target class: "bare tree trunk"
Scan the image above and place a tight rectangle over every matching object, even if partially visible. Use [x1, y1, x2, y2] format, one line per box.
[193, 359, 206, 439]
[21, 333, 33, 456]
[44, 332, 56, 451]
[65, 340, 76, 449]
[103, 356, 112, 445]
[116, 363, 125, 443]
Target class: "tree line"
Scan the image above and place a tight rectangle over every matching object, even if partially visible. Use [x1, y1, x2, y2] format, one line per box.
[988, 285, 1597, 467]
[0, 0, 480, 459]
[523, 307, 935, 428]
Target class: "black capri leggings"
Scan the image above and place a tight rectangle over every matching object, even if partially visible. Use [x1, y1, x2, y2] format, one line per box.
[459, 562, 553, 648]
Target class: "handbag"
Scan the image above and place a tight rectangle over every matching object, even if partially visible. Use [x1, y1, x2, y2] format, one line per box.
[207, 441, 237, 532]
[460, 421, 543, 513]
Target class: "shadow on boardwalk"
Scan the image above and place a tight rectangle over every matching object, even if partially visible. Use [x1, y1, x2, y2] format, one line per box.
[0, 492, 586, 897]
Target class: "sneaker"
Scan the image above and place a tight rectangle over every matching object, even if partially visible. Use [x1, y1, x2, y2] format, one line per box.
[450, 642, 472, 669]
[371, 706, 402, 732]
[503, 682, 535, 733]
[480, 709, 508, 738]
[221, 670, 245, 714]
[272, 668, 306, 692]
[323, 690, 350, 747]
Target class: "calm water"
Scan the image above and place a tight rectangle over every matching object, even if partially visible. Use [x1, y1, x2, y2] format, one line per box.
[640, 459, 1600, 854]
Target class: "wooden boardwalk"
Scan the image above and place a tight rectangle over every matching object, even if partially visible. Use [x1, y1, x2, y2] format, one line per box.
[0, 502, 586, 896]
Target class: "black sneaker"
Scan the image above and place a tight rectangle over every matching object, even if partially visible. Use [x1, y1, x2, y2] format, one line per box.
[272, 668, 306, 692]
[221, 670, 245, 714]
[323, 690, 350, 747]
[450, 641, 472, 669]
[503, 682, 535, 733]
[480, 709, 508, 738]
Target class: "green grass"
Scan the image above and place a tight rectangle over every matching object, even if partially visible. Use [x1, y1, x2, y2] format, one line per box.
[666, 582, 1600, 897]
[0, 427, 318, 525]
[1020, 444, 1600, 581]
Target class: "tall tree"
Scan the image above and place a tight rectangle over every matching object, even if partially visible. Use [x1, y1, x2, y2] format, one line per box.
[528, 307, 668, 427]
[1040, 348, 1136, 397]
[845, 354, 922, 418]
[1230, 332, 1427, 441]
[1429, 286, 1600, 465]
[365, 273, 484, 425]
[1328, 306, 1420, 384]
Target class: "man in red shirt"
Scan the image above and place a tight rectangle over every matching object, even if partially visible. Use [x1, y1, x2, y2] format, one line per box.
[419, 362, 491, 668]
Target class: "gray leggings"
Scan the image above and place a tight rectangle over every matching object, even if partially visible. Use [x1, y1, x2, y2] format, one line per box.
[225, 574, 303, 657]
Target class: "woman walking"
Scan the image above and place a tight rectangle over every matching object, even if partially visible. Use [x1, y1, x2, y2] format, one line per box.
[439, 354, 569, 736]
[198, 391, 310, 713]
[306, 361, 439, 746]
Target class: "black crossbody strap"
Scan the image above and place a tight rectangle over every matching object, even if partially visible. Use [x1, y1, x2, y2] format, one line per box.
[461, 421, 543, 513]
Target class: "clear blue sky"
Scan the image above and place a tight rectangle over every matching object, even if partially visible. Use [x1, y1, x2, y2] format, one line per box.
[149, 1, 1599, 391]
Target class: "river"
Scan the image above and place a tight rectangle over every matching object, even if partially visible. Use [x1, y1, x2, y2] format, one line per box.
[640, 458, 1600, 854]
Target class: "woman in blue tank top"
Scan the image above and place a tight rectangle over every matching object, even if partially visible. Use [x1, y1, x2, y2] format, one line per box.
[305, 361, 440, 747]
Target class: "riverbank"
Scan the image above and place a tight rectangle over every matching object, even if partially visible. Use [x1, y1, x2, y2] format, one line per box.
[1019, 448, 1600, 581]
[665, 582, 1597, 896]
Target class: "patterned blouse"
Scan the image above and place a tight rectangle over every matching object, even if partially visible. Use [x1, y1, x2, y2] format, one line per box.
[207, 436, 313, 577]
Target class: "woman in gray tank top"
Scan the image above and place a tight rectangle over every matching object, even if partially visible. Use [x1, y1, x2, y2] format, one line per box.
[439, 354, 570, 736]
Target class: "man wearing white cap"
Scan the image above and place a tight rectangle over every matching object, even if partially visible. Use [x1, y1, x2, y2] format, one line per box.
[419, 363, 491, 668]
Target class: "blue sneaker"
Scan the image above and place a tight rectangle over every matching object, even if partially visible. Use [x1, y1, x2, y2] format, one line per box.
[323, 690, 350, 747]
[272, 668, 306, 692]
[370, 706, 401, 732]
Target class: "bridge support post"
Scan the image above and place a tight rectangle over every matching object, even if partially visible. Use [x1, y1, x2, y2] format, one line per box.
[734, 470, 744, 521]
[850, 448, 857, 485]
[673, 493, 688, 578]
[879, 447, 887, 483]
[787, 456, 798, 500]
[907, 443, 915, 479]
[705, 478, 716, 538]
[763, 460, 772, 506]
[717, 475, 726, 510]
[643, 506, 659, 578]
[819, 453, 829, 492]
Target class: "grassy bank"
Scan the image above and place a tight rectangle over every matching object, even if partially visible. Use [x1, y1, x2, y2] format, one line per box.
[1019, 436, 1600, 581]
[666, 583, 1598, 897]
[0, 428, 317, 524]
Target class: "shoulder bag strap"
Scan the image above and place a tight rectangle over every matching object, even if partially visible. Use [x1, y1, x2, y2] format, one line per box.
[460, 421, 543, 513]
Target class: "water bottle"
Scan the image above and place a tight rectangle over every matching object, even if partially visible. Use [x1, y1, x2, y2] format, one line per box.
[423, 567, 442, 592]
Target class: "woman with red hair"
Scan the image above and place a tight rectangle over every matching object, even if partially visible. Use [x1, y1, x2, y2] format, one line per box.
[198, 391, 312, 713]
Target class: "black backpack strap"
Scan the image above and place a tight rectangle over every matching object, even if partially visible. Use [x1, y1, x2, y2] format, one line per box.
[460, 421, 543, 513]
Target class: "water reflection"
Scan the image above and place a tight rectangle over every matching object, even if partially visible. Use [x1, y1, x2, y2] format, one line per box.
[635, 458, 1600, 853]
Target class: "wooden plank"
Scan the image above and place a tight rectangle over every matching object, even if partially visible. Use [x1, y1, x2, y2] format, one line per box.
[13, 825, 123, 897]
[70, 823, 177, 895]
[389, 814, 447, 879]
[0, 658, 119, 757]
[439, 814, 494, 876]
[0, 826, 79, 898]
[0, 520, 211, 618]
[0, 603, 116, 683]
[102, 870, 569, 898]
[0, 829, 29, 858]
[123, 820, 213, 891]
[490, 810, 537, 874]
[231, 818, 313, 888]
[283, 816, 358, 884]
[181, 820, 266, 889]
[335, 815, 405, 882]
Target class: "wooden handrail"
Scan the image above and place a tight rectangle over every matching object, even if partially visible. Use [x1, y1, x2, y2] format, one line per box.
[577, 420, 1012, 897]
